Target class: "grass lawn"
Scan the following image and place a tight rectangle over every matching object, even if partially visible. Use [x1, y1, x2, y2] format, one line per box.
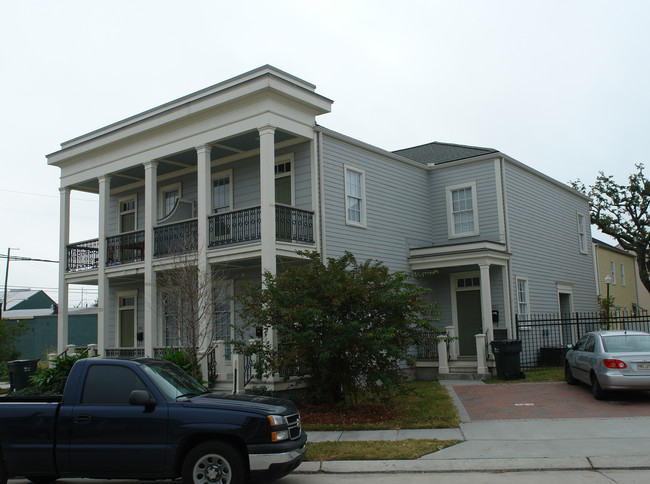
[300, 381, 459, 431]
[484, 367, 564, 384]
[306, 439, 462, 461]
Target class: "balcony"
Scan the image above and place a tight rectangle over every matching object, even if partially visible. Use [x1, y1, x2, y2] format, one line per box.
[208, 205, 314, 248]
[66, 206, 314, 272]
[67, 238, 99, 271]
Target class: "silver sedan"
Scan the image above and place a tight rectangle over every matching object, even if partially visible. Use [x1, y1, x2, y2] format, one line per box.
[565, 330, 650, 399]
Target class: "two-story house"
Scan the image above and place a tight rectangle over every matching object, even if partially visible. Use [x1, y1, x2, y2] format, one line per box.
[593, 238, 644, 314]
[47, 66, 597, 383]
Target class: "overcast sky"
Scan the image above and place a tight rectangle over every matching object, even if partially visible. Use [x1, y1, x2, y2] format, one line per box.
[1, 0, 648, 307]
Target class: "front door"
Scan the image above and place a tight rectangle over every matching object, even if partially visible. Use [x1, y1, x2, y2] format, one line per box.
[457, 290, 482, 356]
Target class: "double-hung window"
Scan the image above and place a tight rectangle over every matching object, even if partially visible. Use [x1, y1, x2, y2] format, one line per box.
[212, 172, 232, 214]
[345, 166, 366, 227]
[119, 196, 137, 233]
[517, 278, 530, 316]
[159, 183, 181, 218]
[446, 182, 479, 238]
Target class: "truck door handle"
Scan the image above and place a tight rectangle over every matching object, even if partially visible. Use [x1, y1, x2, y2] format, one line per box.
[74, 415, 91, 424]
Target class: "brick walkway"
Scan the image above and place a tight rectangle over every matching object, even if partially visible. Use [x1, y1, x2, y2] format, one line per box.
[453, 382, 650, 420]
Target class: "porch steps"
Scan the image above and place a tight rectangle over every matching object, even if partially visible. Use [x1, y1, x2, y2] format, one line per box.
[438, 357, 491, 381]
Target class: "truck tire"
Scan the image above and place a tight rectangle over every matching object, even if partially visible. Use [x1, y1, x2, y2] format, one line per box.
[26, 477, 59, 484]
[182, 441, 244, 484]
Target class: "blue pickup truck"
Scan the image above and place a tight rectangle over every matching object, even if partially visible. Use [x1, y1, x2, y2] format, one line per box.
[0, 357, 306, 484]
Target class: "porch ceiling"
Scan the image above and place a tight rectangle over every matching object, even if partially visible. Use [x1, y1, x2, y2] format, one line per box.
[69, 129, 298, 194]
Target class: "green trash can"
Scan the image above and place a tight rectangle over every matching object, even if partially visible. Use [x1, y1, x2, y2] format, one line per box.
[7, 359, 39, 392]
[490, 340, 524, 380]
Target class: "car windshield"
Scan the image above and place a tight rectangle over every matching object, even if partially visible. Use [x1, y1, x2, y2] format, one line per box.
[141, 360, 208, 400]
[602, 334, 650, 353]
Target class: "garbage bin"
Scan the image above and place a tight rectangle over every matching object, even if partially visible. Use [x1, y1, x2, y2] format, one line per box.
[7, 359, 39, 392]
[490, 340, 524, 380]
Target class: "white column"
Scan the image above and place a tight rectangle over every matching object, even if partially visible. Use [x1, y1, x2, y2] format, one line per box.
[97, 176, 111, 355]
[57, 187, 70, 354]
[479, 264, 494, 345]
[196, 145, 212, 353]
[144, 161, 158, 357]
[259, 126, 277, 277]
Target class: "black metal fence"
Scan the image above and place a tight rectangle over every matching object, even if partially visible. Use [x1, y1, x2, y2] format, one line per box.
[515, 312, 650, 369]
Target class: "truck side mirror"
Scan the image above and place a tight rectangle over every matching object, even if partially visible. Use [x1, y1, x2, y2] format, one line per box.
[129, 390, 156, 409]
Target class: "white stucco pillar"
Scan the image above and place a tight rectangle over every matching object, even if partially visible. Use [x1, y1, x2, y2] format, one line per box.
[144, 161, 158, 357]
[97, 176, 111, 355]
[446, 325, 458, 361]
[437, 339, 449, 375]
[479, 264, 494, 345]
[196, 145, 213, 353]
[475, 333, 489, 374]
[57, 187, 70, 354]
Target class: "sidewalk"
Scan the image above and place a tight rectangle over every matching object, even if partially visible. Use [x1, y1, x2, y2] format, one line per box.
[297, 380, 650, 474]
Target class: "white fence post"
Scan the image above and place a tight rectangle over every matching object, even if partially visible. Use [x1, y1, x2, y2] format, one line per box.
[446, 326, 458, 360]
[66, 344, 76, 356]
[87, 344, 98, 357]
[437, 339, 449, 375]
[475, 333, 489, 375]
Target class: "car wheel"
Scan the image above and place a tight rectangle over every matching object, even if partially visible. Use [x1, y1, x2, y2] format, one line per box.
[591, 373, 606, 400]
[565, 362, 577, 385]
[182, 441, 244, 484]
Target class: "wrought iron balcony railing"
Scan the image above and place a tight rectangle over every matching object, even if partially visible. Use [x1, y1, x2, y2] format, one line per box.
[66, 238, 99, 271]
[208, 205, 314, 248]
[154, 218, 198, 258]
[107, 230, 145, 265]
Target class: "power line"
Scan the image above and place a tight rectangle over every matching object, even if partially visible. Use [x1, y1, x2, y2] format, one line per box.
[0, 254, 59, 263]
[0, 188, 98, 202]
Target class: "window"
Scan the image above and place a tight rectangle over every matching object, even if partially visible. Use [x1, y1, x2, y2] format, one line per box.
[577, 213, 588, 254]
[117, 292, 137, 347]
[213, 280, 233, 360]
[621, 263, 626, 286]
[81, 365, 149, 405]
[162, 292, 180, 347]
[275, 156, 293, 206]
[344, 166, 366, 227]
[446, 182, 479, 238]
[212, 171, 232, 213]
[611, 260, 617, 285]
[517, 278, 529, 316]
[119, 196, 137, 233]
[159, 183, 181, 218]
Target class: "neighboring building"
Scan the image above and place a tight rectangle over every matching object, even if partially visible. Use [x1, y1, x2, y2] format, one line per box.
[592, 238, 644, 313]
[47, 66, 597, 382]
[1, 289, 56, 319]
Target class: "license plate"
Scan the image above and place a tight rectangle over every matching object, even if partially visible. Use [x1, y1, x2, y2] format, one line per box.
[637, 363, 650, 370]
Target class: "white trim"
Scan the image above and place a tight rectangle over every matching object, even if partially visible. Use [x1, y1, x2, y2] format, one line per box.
[211, 169, 233, 213]
[344, 165, 367, 228]
[213, 279, 235, 342]
[118, 194, 137, 233]
[611, 260, 617, 285]
[275, 153, 295, 205]
[116, 290, 138, 347]
[446, 181, 479, 239]
[557, 282, 574, 313]
[450, 271, 481, 355]
[158, 182, 182, 219]
[621, 262, 626, 287]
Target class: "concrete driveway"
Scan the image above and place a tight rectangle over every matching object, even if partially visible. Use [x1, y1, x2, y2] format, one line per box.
[451, 381, 650, 421]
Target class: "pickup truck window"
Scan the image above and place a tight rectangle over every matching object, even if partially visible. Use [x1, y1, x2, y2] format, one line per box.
[81, 365, 149, 405]
[140, 360, 207, 400]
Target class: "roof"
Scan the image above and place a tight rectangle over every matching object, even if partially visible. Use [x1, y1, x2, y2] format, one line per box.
[393, 141, 499, 165]
[3, 290, 56, 311]
[592, 238, 635, 258]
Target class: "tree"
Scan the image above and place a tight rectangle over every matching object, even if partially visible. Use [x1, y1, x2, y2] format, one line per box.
[233, 251, 440, 405]
[573, 164, 650, 294]
[155, 237, 230, 381]
[0, 319, 27, 363]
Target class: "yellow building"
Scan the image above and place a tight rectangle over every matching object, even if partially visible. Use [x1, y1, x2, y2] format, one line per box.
[593, 238, 643, 313]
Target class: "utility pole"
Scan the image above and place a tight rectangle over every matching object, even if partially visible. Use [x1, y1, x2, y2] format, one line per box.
[3, 247, 19, 312]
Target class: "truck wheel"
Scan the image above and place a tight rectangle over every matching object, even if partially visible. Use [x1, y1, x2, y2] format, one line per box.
[26, 477, 59, 484]
[182, 441, 244, 484]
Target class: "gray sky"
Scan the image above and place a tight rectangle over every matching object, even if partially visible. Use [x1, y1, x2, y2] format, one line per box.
[1, 0, 648, 306]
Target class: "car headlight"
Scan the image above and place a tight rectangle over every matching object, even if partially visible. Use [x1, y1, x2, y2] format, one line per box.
[268, 415, 290, 442]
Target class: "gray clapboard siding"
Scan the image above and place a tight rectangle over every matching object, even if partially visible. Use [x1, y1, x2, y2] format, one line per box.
[429, 159, 502, 245]
[504, 161, 596, 312]
[321, 135, 432, 273]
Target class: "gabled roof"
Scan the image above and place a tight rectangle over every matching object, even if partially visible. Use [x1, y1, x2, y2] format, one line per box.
[393, 141, 498, 165]
[3, 290, 56, 311]
[593, 238, 635, 258]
